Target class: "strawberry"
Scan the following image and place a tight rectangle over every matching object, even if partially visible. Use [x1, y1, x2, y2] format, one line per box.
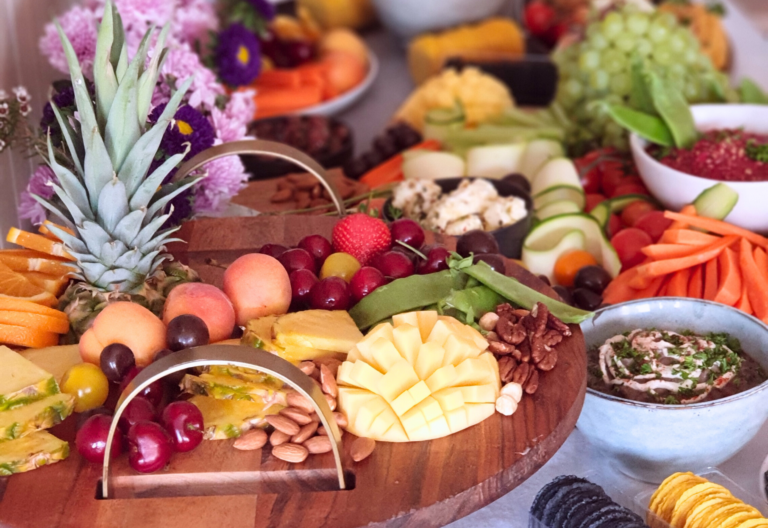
[332, 213, 392, 266]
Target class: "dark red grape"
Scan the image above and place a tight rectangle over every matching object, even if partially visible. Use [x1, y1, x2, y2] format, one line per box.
[390, 218, 425, 250]
[76, 414, 122, 464]
[167, 314, 210, 351]
[501, 173, 531, 194]
[259, 243, 288, 259]
[574, 265, 612, 294]
[298, 235, 332, 266]
[373, 135, 398, 159]
[309, 277, 351, 310]
[118, 396, 157, 434]
[280, 40, 314, 67]
[279, 248, 317, 274]
[374, 251, 414, 280]
[417, 246, 451, 274]
[230, 326, 244, 339]
[343, 157, 370, 180]
[127, 421, 173, 473]
[290, 269, 319, 309]
[161, 401, 204, 453]
[349, 267, 387, 303]
[472, 253, 505, 274]
[99, 343, 135, 383]
[572, 288, 603, 311]
[552, 285, 574, 306]
[119, 368, 165, 408]
[456, 230, 499, 257]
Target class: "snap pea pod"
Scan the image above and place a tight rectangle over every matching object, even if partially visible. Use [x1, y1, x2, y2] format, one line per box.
[606, 104, 674, 147]
[348, 270, 454, 329]
[629, 57, 655, 114]
[739, 78, 768, 104]
[462, 262, 593, 324]
[439, 285, 503, 324]
[648, 72, 698, 149]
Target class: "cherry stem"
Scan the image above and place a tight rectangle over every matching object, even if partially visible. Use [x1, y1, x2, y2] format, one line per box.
[395, 240, 427, 260]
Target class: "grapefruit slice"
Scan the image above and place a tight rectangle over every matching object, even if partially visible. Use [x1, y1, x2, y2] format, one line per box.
[0, 250, 75, 276]
[6, 228, 75, 261]
[0, 261, 58, 306]
[0, 323, 59, 348]
[0, 311, 69, 334]
[20, 272, 70, 296]
[0, 298, 67, 319]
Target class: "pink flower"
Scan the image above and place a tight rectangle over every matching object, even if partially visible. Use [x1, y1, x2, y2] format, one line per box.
[193, 149, 249, 214]
[113, 0, 175, 55]
[172, 0, 219, 48]
[39, 6, 99, 77]
[18, 166, 58, 225]
[210, 90, 255, 143]
[153, 43, 224, 111]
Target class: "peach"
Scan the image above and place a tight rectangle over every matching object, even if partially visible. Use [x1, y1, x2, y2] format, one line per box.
[223, 253, 291, 326]
[79, 302, 167, 367]
[322, 51, 366, 94]
[163, 283, 236, 343]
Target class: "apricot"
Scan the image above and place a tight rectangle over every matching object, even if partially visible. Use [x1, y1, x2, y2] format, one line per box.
[163, 283, 236, 343]
[79, 302, 166, 367]
[223, 253, 292, 326]
[320, 29, 369, 66]
[322, 51, 366, 94]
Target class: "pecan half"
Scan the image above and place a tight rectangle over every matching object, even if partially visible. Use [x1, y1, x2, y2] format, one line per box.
[547, 312, 572, 337]
[542, 329, 563, 347]
[496, 303, 517, 319]
[496, 316, 527, 345]
[498, 356, 518, 383]
[512, 362, 531, 385]
[518, 339, 531, 363]
[489, 339, 518, 355]
[530, 335, 551, 365]
[524, 369, 540, 394]
[536, 349, 558, 371]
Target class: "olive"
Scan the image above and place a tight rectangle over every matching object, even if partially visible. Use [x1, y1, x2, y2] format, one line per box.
[456, 230, 500, 258]
[572, 288, 603, 311]
[167, 314, 210, 352]
[230, 326, 244, 339]
[573, 265, 612, 294]
[99, 343, 136, 383]
[537, 274, 551, 286]
[472, 253, 505, 274]
[552, 285, 574, 306]
[501, 173, 531, 194]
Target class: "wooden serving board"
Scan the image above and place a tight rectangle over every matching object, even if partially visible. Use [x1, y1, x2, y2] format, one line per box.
[0, 215, 587, 528]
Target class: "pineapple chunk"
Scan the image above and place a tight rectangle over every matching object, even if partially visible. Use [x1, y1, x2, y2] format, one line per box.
[188, 395, 281, 440]
[19, 345, 82, 384]
[181, 373, 286, 407]
[272, 310, 363, 353]
[203, 365, 279, 386]
[0, 430, 69, 475]
[0, 393, 74, 442]
[335, 312, 500, 443]
[0, 346, 59, 411]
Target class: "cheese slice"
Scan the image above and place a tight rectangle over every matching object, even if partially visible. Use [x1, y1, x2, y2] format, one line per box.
[0, 346, 59, 412]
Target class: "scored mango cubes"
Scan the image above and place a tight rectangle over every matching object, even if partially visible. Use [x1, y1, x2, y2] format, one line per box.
[337, 312, 500, 442]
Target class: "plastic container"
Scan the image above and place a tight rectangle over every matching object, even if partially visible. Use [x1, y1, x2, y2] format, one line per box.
[761, 455, 768, 504]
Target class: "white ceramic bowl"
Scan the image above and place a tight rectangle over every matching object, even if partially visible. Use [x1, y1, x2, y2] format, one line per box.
[577, 298, 768, 483]
[631, 104, 768, 234]
[370, 0, 507, 41]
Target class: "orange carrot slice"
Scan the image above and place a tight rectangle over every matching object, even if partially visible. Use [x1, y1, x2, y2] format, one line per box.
[255, 69, 303, 89]
[668, 204, 697, 229]
[736, 278, 753, 315]
[641, 244, 702, 260]
[634, 275, 666, 299]
[664, 211, 768, 249]
[754, 247, 768, 283]
[659, 229, 721, 246]
[688, 265, 704, 299]
[603, 268, 641, 305]
[667, 268, 691, 298]
[634, 235, 739, 280]
[740, 238, 768, 322]
[658, 277, 670, 297]
[714, 247, 742, 306]
[703, 257, 719, 301]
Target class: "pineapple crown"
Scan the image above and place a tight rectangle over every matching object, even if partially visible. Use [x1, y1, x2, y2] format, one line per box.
[32, 0, 200, 294]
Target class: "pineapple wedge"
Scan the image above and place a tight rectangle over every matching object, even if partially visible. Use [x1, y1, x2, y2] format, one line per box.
[0, 346, 59, 411]
[188, 395, 282, 440]
[0, 430, 69, 475]
[273, 310, 363, 353]
[181, 373, 287, 407]
[0, 393, 75, 442]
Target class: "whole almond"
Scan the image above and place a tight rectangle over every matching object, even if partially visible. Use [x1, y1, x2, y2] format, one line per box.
[233, 429, 267, 451]
[350, 437, 375, 462]
[291, 421, 319, 444]
[298, 362, 316, 376]
[324, 393, 337, 411]
[280, 407, 313, 426]
[270, 429, 291, 446]
[333, 412, 348, 428]
[270, 188, 293, 203]
[272, 443, 308, 463]
[313, 357, 341, 377]
[317, 425, 342, 437]
[266, 414, 300, 436]
[320, 364, 338, 398]
[286, 392, 315, 414]
[303, 435, 332, 454]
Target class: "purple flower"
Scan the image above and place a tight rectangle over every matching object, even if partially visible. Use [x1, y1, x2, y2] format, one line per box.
[215, 24, 261, 87]
[248, 0, 276, 21]
[210, 90, 255, 143]
[39, 6, 98, 77]
[193, 152, 249, 214]
[18, 166, 58, 225]
[40, 83, 78, 146]
[150, 103, 216, 161]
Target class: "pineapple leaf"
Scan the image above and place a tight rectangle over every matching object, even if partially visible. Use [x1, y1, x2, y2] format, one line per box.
[139, 230, 179, 254]
[137, 253, 168, 276]
[119, 76, 193, 197]
[83, 126, 115, 212]
[99, 240, 129, 268]
[93, 0, 117, 130]
[79, 262, 109, 284]
[146, 176, 200, 220]
[137, 24, 170, 125]
[65, 250, 100, 264]
[105, 27, 152, 172]
[29, 195, 75, 230]
[98, 268, 143, 287]
[49, 102, 84, 177]
[49, 183, 87, 226]
[47, 224, 89, 255]
[132, 214, 175, 248]
[112, 209, 147, 246]
[129, 144, 190, 211]
[45, 132, 92, 221]
[112, 247, 143, 270]
[78, 220, 113, 257]
[97, 176, 130, 235]
[113, 13, 128, 81]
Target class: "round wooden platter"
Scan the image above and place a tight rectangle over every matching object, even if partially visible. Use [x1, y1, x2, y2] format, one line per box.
[0, 215, 587, 528]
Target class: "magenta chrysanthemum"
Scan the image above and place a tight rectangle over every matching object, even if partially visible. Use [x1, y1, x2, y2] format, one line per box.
[210, 90, 255, 143]
[153, 43, 225, 110]
[172, 0, 219, 48]
[39, 6, 98, 77]
[18, 166, 58, 225]
[193, 152, 249, 214]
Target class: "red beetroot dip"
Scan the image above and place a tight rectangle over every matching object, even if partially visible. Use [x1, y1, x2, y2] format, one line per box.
[649, 129, 768, 182]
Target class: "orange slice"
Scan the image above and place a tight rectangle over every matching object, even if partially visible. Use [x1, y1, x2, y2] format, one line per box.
[0, 261, 59, 306]
[0, 298, 67, 319]
[20, 272, 70, 296]
[6, 227, 75, 261]
[39, 221, 76, 242]
[0, 322, 59, 348]
[0, 311, 69, 334]
[0, 250, 75, 276]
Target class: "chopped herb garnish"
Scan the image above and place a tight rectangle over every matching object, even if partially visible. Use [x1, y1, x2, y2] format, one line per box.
[745, 140, 768, 163]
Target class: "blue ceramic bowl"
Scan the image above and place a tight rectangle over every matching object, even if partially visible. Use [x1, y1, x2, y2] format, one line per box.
[577, 298, 768, 483]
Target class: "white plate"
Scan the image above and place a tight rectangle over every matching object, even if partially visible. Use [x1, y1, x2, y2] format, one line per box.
[297, 51, 379, 117]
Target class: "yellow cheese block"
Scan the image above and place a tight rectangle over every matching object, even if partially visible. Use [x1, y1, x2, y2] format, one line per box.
[18, 344, 81, 384]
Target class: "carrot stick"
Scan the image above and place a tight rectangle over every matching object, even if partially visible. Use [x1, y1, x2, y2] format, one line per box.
[754, 247, 768, 284]
[603, 268, 641, 305]
[255, 69, 303, 89]
[703, 257, 719, 301]
[634, 235, 739, 279]
[667, 268, 691, 298]
[668, 204, 697, 229]
[664, 211, 768, 249]
[714, 247, 742, 306]
[659, 229, 721, 246]
[658, 277, 670, 297]
[736, 278, 753, 315]
[689, 265, 704, 298]
[359, 139, 442, 188]
[254, 86, 324, 116]
[641, 244, 702, 260]
[634, 275, 666, 299]
[739, 238, 768, 322]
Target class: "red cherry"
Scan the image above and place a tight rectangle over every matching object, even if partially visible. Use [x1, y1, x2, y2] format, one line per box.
[611, 228, 653, 269]
[161, 401, 204, 453]
[279, 248, 317, 274]
[290, 269, 318, 309]
[417, 247, 451, 274]
[389, 219, 425, 250]
[280, 40, 315, 67]
[349, 267, 387, 303]
[606, 214, 623, 240]
[524, 1, 556, 36]
[611, 183, 650, 198]
[620, 201, 658, 227]
[259, 244, 288, 259]
[374, 251, 414, 280]
[118, 396, 158, 434]
[76, 414, 122, 464]
[127, 421, 174, 473]
[119, 367, 165, 408]
[634, 211, 673, 243]
[298, 235, 333, 266]
[585, 193, 607, 213]
[581, 167, 602, 195]
[309, 276, 351, 310]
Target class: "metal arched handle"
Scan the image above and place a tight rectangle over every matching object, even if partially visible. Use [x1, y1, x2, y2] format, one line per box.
[175, 139, 346, 216]
[101, 345, 348, 499]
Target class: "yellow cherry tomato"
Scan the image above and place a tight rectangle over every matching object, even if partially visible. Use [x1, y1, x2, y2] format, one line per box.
[320, 252, 361, 283]
[60, 363, 109, 412]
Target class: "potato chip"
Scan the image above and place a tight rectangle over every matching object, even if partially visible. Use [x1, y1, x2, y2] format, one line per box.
[649, 473, 708, 528]
[735, 520, 768, 528]
[670, 483, 731, 527]
[685, 497, 742, 528]
[716, 507, 764, 528]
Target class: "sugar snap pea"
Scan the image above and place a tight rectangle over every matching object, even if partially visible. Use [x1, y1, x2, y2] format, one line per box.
[648, 72, 698, 149]
[629, 57, 655, 114]
[439, 285, 502, 324]
[739, 78, 768, 104]
[606, 104, 674, 147]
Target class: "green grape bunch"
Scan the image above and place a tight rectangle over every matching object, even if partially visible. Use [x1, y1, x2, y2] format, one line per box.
[553, 6, 735, 152]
